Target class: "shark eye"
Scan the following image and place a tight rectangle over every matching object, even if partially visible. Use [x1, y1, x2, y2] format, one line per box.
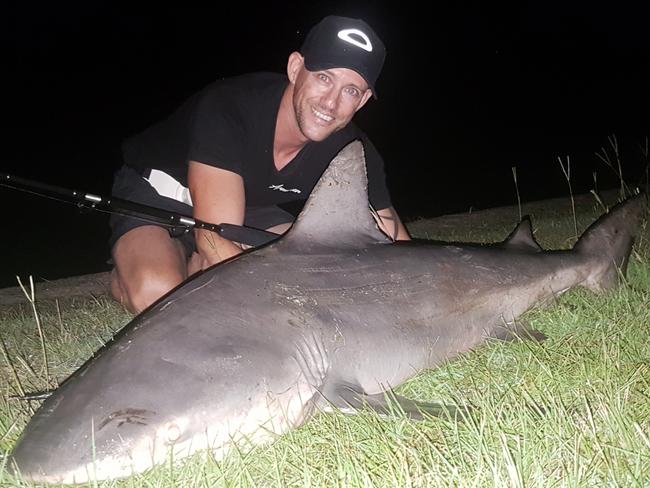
[163, 421, 183, 444]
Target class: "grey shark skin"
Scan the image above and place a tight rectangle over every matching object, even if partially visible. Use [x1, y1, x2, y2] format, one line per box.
[9, 141, 646, 484]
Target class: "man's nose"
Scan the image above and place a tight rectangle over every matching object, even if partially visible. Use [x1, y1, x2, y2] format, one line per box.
[321, 88, 338, 111]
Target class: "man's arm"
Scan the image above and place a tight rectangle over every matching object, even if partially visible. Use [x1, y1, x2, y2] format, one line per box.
[375, 206, 411, 241]
[188, 160, 247, 268]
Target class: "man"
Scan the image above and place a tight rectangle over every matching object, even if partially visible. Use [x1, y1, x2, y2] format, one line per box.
[109, 15, 410, 313]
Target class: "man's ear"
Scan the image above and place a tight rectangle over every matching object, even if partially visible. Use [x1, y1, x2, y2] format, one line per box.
[287, 52, 304, 84]
[355, 89, 373, 112]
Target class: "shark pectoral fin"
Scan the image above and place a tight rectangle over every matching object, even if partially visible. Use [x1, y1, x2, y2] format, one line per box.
[360, 391, 471, 422]
[322, 383, 469, 421]
[491, 319, 547, 342]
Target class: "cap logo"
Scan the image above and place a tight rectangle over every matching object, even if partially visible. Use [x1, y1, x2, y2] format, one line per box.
[337, 28, 373, 52]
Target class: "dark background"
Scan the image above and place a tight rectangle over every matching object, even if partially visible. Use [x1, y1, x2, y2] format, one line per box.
[2, 1, 649, 287]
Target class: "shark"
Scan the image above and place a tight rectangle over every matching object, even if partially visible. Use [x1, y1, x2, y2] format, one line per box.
[8, 140, 647, 484]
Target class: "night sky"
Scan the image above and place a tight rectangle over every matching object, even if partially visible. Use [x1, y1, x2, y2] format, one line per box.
[3, 1, 649, 286]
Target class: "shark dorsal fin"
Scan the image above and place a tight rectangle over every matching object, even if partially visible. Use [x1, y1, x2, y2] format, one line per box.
[501, 216, 542, 252]
[279, 140, 391, 249]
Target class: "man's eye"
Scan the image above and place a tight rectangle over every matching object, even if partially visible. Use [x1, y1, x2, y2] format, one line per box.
[318, 73, 329, 82]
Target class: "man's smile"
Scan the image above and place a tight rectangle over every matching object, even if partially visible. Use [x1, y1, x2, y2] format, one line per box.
[311, 106, 334, 123]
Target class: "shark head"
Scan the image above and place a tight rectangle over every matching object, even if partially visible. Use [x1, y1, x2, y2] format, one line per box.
[9, 324, 314, 483]
[9, 350, 245, 483]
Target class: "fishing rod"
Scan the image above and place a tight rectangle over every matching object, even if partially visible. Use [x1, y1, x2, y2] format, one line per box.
[0, 173, 278, 247]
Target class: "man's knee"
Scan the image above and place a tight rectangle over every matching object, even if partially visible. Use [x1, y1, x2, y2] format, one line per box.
[129, 272, 180, 312]
[110, 226, 188, 313]
[112, 267, 183, 313]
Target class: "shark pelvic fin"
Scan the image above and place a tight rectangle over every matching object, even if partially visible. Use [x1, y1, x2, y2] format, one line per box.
[279, 140, 391, 249]
[490, 319, 547, 342]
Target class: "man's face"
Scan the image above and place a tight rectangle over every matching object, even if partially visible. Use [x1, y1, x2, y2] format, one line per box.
[290, 55, 372, 142]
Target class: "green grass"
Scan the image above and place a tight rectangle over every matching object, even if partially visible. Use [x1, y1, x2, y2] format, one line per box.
[0, 194, 648, 487]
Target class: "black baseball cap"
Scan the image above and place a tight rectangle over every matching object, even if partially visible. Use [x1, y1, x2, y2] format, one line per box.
[300, 16, 386, 97]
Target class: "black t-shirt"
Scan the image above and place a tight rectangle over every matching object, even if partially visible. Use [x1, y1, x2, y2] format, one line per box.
[122, 72, 392, 210]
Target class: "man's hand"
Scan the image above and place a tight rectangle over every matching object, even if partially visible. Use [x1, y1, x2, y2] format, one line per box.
[196, 228, 244, 266]
[187, 233, 243, 275]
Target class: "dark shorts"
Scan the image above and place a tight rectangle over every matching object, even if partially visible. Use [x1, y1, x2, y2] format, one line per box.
[109, 165, 295, 257]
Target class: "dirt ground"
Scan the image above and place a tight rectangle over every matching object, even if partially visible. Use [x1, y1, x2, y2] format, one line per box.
[0, 272, 111, 307]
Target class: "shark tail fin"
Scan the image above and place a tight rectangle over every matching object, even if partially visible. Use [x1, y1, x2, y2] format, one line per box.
[574, 192, 647, 291]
